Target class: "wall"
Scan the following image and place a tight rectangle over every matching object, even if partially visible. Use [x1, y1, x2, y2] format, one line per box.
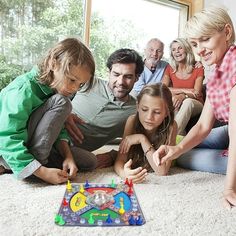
[204, 0, 236, 32]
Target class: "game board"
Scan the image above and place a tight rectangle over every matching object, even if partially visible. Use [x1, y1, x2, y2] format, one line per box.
[55, 179, 146, 227]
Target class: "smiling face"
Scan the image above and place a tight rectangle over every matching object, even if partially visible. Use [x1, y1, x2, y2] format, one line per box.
[53, 64, 92, 96]
[171, 42, 186, 63]
[144, 39, 164, 68]
[108, 63, 137, 101]
[188, 24, 233, 66]
[137, 94, 167, 133]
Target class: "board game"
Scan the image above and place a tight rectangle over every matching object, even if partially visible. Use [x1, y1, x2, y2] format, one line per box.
[55, 179, 146, 227]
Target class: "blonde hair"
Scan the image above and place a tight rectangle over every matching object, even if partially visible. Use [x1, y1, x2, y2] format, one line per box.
[39, 38, 95, 91]
[185, 6, 235, 45]
[169, 38, 195, 74]
[128, 83, 174, 171]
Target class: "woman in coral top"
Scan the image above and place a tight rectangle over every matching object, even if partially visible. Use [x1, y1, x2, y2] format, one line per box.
[162, 38, 204, 135]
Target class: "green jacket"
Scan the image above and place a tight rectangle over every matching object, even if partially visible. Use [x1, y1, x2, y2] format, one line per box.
[0, 67, 69, 178]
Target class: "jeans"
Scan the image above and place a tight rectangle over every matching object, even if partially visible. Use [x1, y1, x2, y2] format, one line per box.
[176, 125, 229, 174]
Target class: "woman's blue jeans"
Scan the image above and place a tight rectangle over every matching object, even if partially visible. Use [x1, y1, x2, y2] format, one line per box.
[176, 125, 229, 174]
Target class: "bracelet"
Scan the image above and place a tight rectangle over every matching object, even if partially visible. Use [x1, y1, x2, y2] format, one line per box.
[144, 145, 154, 156]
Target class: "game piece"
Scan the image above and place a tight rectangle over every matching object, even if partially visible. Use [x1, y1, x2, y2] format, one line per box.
[55, 214, 65, 226]
[129, 179, 133, 188]
[118, 197, 125, 215]
[88, 213, 95, 224]
[127, 186, 133, 196]
[128, 215, 136, 225]
[119, 206, 125, 215]
[135, 215, 143, 225]
[85, 180, 89, 188]
[62, 198, 68, 206]
[106, 214, 113, 223]
[80, 184, 85, 193]
[55, 182, 146, 227]
[111, 179, 115, 188]
[54, 214, 61, 223]
[66, 180, 72, 191]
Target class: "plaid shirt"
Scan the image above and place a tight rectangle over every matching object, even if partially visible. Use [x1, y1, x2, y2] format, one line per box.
[207, 45, 236, 122]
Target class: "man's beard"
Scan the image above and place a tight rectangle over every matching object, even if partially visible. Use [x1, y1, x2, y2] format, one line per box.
[114, 87, 131, 99]
[146, 58, 159, 67]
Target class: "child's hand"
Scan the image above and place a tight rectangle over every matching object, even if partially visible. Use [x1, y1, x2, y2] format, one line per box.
[62, 158, 78, 179]
[123, 159, 147, 183]
[119, 134, 144, 154]
[34, 166, 68, 184]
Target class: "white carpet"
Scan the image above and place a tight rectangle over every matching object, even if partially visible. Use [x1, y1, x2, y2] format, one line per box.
[1, 167, 236, 236]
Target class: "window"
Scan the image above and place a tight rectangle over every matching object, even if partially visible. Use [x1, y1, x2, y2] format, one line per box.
[90, 0, 189, 77]
[0, 0, 85, 90]
[0, 0, 192, 89]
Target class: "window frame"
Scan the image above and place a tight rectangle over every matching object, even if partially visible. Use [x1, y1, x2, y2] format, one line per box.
[83, 0, 203, 46]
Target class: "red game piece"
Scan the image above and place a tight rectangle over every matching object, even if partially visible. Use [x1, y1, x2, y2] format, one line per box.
[125, 178, 129, 186]
[127, 186, 133, 196]
[62, 198, 68, 206]
[129, 179, 133, 188]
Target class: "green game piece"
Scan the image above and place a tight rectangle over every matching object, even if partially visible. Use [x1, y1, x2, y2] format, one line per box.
[111, 179, 116, 188]
[88, 213, 95, 224]
[58, 216, 66, 226]
[55, 214, 66, 226]
[54, 214, 61, 224]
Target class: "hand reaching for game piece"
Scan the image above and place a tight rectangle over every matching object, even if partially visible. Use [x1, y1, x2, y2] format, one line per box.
[34, 166, 69, 184]
[123, 159, 147, 183]
[153, 144, 181, 166]
[62, 158, 78, 179]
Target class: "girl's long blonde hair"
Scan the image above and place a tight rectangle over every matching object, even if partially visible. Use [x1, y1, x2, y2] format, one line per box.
[128, 83, 174, 171]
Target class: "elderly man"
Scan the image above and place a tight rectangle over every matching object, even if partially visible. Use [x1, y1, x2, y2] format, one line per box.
[131, 38, 168, 97]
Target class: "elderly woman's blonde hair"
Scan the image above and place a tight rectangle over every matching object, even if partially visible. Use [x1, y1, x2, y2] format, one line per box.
[185, 6, 235, 45]
[169, 38, 195, 74]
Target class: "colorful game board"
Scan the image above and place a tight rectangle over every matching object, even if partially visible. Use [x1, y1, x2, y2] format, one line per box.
[55, 179, 146, 226]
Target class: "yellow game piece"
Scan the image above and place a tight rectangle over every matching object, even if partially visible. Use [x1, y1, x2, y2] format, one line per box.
[119, 204, 125, 215]
[66, 180, 72, 191]
[80, 184, 85, 193]
[119, 197, 125, 214]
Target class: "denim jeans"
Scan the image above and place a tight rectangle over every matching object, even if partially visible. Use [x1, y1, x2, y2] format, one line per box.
[176, 125, 229, 174]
